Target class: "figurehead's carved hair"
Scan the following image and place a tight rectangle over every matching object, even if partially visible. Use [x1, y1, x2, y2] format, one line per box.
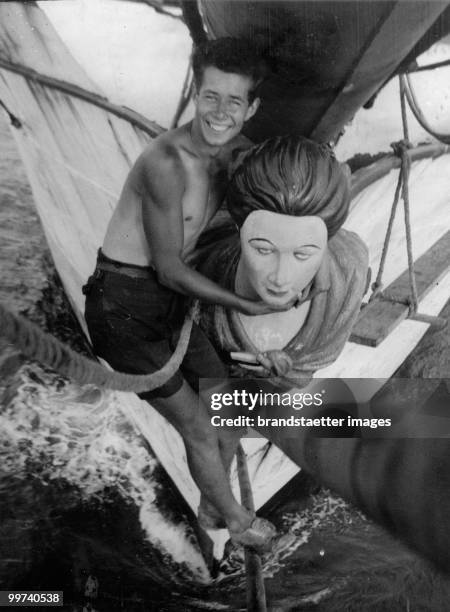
[227, 136, 350, 238]
[192, 38, 268, 103]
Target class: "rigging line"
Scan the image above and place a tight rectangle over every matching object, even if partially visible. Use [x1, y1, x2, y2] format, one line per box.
[113, 0, 184, 21]
[407, 58, 450, 74]
[236, 444, 268, 612]
[0, 58, 163, 138]
[0, 98, 22, 127]
[402, 73, 450, 145]
[399, 76, 419, 312]
[0, 300, 199, 394]
[370, 166, 404, 300]
[171, 58, 194, 129]
[369, 76, 419, 309]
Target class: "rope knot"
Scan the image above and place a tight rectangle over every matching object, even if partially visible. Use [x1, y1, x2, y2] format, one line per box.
[369, 280, 384, 301]
[406, 295, 418, 316]
[256, 350, 293, 377]
[390, 139, 412, 158]
[0, 100, 22, 128]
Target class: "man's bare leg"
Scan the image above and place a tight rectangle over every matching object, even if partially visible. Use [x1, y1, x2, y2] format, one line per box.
[150, 381, 252, 534]
[198, 426, 247, 528]
[218, 427, 248, 472]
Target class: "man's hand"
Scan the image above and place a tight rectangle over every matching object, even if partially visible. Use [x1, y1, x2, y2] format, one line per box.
[238, 296, 298, 316]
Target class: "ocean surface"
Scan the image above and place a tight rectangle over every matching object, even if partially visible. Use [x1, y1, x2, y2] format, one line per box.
[1, 5, 450, 607]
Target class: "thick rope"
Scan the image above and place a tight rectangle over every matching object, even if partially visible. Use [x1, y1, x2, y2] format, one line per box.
[236, 443, 267, 612]
[399, 76, 410, 144]
[0, 300, 198, 393]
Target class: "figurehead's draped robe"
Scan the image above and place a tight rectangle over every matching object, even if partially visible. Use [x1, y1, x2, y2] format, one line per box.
[196, 221, 369, 384]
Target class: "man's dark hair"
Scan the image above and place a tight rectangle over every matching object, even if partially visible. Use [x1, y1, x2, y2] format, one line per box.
[192, 38, 267, 103]
[227, 136, 350, 238]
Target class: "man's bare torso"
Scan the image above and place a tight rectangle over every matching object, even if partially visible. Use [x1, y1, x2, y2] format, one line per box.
[102, 123, 249, 266]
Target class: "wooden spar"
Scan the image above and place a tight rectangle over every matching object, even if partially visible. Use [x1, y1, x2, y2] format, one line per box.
[408, 58, 450, 73]
[350, 143, 449, 200]
[350, 231, 450, 347]
[236, 444, 267, 612]
[0, 58, 163, 138]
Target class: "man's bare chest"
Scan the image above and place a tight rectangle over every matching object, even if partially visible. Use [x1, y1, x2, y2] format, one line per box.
[181, 160, 227, 227]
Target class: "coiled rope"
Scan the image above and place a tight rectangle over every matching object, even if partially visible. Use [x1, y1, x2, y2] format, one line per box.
[0, 300, 198, 393]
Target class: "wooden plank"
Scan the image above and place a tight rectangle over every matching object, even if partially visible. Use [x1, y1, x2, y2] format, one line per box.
[350, 231, 450, 347]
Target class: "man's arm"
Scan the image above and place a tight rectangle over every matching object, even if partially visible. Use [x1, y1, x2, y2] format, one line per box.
[141, 147, 293, 315]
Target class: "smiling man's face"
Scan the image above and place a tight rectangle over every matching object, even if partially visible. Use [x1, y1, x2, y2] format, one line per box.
[239, 210, 328, 306]
[193, 66, 259, 148]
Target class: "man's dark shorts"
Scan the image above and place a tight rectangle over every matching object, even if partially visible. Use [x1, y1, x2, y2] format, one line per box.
[83, 250, 227, 400]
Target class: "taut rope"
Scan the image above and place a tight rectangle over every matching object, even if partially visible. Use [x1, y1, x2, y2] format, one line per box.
[0, 300, 198, 393]
[236, 443, 268, 612]
[403, 73, 450, 145]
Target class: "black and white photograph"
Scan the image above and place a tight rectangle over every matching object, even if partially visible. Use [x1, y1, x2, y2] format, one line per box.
[1, 1, 450, 610]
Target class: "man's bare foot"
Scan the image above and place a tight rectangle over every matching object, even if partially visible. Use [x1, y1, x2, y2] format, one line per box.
[197, 498, 276, 552]
[197, 496, 227, 530]
[229, 517, 277, 554]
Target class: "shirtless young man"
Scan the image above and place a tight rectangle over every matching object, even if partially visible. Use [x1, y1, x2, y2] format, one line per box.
[83, 39, 292, 548]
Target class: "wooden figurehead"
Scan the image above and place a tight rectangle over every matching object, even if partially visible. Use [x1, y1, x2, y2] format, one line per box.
[197, 136, 369, 382]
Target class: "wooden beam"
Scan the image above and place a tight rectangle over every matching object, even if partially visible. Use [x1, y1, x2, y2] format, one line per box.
[350, 144, 449, 201]
[350, 231, 450, 347]
[0, 58, 163, 138]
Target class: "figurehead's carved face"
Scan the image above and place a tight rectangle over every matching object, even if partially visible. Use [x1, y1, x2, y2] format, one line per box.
[238, 210, 327, 307]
